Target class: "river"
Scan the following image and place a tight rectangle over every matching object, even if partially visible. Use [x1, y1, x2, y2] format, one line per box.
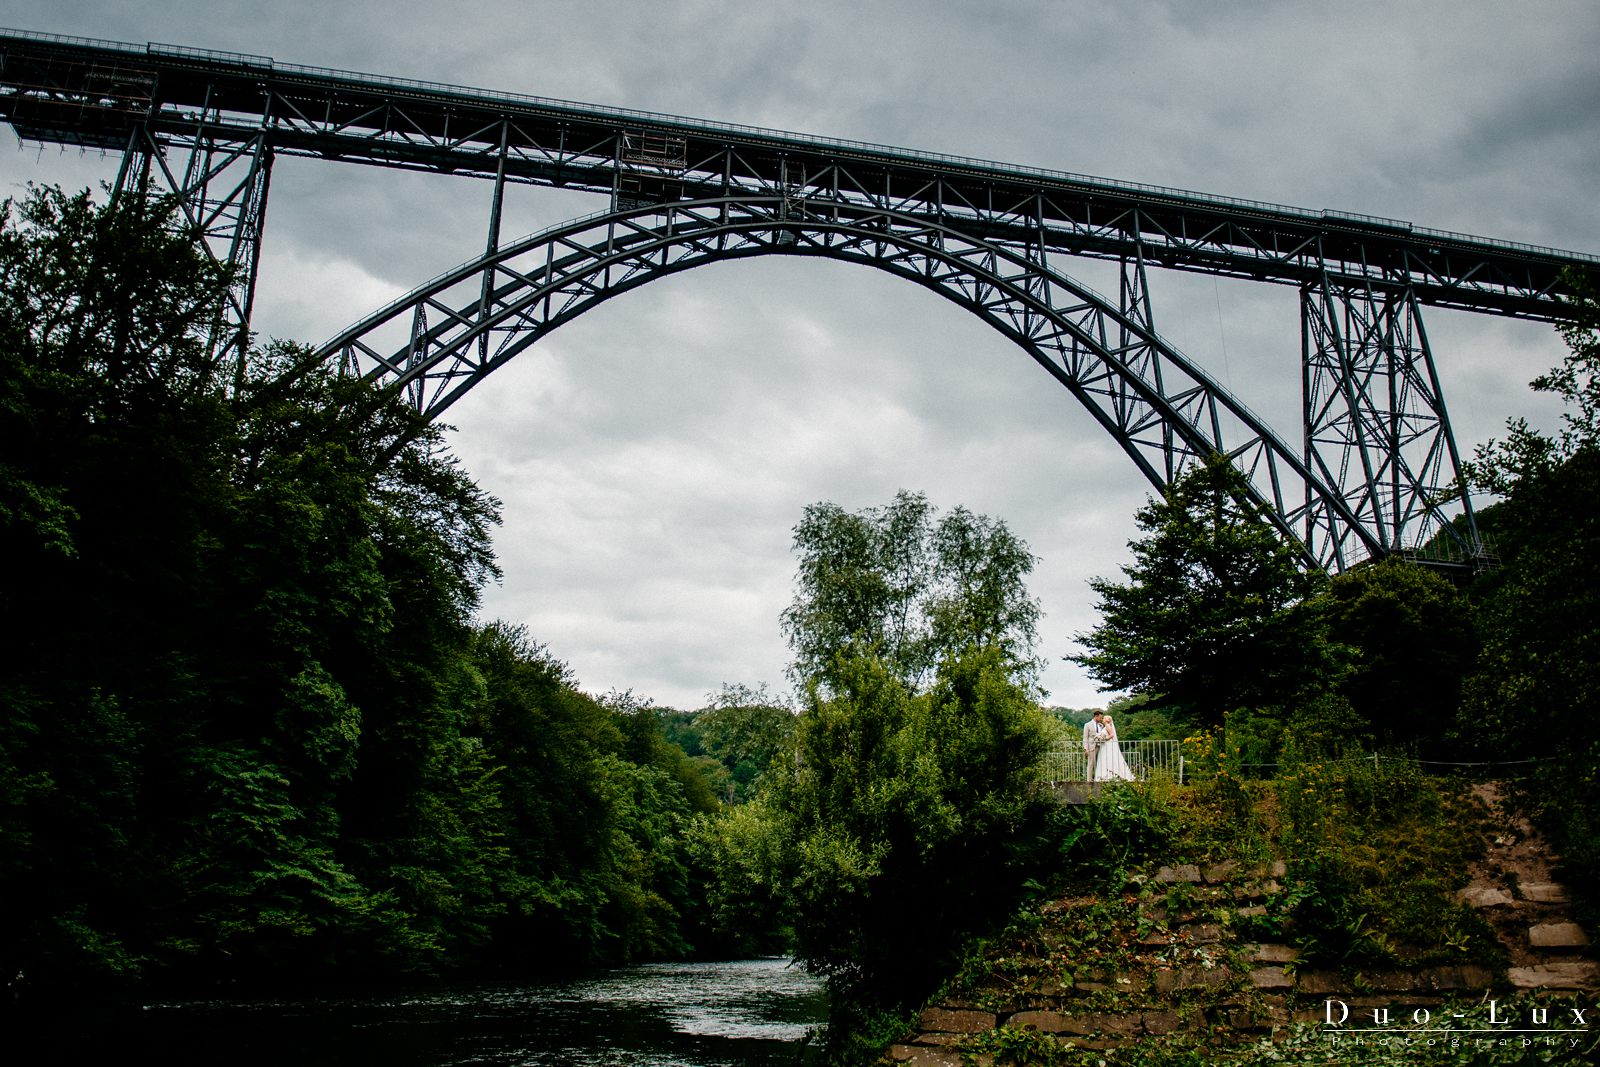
[13, 958, 828, 1066]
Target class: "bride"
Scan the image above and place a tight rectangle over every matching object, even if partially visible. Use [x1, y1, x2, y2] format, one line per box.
[1095, 714, 1135, 781]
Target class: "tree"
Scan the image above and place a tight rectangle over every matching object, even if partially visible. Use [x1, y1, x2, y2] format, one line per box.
[1070, 456, 1336, 726]
[1464, 267, 1600, 496]
[1316, 557, 1478, 747]
[1460, 452, 1600, 762]
[781, 490, 1041, 692]
[707, 645, 1051, 1009]
[1457, 268, 1600, 915]
[702, 493, 1055, 1022]
[1102, 692, 1183, 743]
[0, 186, 250, 984]
[0, 185, 733, 989]
[693, 683, 795, 803]
[1458, 267, 1600, 763]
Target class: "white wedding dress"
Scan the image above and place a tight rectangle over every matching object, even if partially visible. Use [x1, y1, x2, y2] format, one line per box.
[1095, 729, 1135, 781]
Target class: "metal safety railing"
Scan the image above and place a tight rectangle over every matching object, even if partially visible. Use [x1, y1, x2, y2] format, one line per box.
[1040, 740, 1183, 784]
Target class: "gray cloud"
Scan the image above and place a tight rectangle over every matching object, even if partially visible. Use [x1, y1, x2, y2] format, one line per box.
[6, 0, 1595, 708]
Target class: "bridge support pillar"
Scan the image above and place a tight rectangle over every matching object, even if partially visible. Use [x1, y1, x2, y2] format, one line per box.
[1301, 276, 1481, 565]
[113, 113, 273, 379]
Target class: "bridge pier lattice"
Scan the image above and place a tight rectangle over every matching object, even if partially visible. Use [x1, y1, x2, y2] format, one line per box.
[110, 85, 274, 376]
[1301, 275, 1484, 568]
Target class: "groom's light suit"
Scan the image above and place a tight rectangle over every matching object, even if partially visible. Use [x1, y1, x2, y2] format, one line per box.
[1082, 718, 1108, 781]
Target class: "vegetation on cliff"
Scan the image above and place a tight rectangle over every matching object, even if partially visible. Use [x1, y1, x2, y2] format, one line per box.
[899, 759, 1591, 1065]
[0, 188, 731, 989]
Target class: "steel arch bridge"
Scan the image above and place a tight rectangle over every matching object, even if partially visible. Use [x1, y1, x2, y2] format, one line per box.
[4, 28, 1597, 573]
[327, 196, 1377, 569]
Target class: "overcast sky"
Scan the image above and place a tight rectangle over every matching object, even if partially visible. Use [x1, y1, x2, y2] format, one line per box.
[6, 1, 1598, 710]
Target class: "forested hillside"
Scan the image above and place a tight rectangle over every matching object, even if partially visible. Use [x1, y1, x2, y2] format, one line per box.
[0, 188, 738, 989]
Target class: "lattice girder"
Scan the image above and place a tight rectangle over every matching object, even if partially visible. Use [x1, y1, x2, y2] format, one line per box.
[320, 197, 1380, 570]
[1302, 274, 1479, 560]
[6, 29, 1590, 328]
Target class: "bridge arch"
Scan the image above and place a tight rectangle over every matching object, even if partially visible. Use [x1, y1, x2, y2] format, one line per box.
[319, 196, 1380, 570]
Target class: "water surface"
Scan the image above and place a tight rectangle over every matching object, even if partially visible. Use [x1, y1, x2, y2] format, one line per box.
[17, 958, 827, 1066]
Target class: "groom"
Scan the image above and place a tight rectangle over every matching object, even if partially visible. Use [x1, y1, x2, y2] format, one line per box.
[1082, 710, 1109, 781]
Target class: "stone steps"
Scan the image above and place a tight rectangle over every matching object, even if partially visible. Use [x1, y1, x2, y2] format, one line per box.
[1462, 782, 1595, 991]
[891, 858, 1297, 1060]
[890, 793, 1598, 1060]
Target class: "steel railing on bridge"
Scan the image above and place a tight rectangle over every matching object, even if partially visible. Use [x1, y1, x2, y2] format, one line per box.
[1040, 740, 1183, 784]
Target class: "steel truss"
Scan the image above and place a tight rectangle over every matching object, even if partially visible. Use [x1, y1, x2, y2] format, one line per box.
[1302, 276, 1481, 563]
[320, 196, 1382, 571]
[1, 29, 1591, 321]
[8, 28, 1594, 570]
[112, 117, 273, 370]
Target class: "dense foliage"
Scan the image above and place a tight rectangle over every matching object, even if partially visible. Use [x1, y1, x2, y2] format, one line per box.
[0, 188, 722, 990]
[1317, 556, 1478, 747]
[660, 683, 796, 804]
[1457, 267, 1600, 926]
[1068, 459, 1487, 754]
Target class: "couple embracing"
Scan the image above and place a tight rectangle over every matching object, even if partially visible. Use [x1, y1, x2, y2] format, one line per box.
[1081, 709, 1133, 782]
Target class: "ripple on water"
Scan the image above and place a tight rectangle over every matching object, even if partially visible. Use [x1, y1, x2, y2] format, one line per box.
[25, 958, 827, 1067]
[623, 959, 824, 1042]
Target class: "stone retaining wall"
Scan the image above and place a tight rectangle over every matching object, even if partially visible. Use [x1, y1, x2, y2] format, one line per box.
[888, 805, 1597, 1065]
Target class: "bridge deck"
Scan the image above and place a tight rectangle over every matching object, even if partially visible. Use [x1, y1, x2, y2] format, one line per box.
[2, 27, 1594, 320]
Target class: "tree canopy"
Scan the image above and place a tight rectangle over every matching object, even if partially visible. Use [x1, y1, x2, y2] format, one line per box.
[1316, 556, 1477, 747]
[1454, 268, 1600, 911]
[692, 684, 796, 804]
[698, 491, 1057, 1026]
[781, 490, 1041, 693]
